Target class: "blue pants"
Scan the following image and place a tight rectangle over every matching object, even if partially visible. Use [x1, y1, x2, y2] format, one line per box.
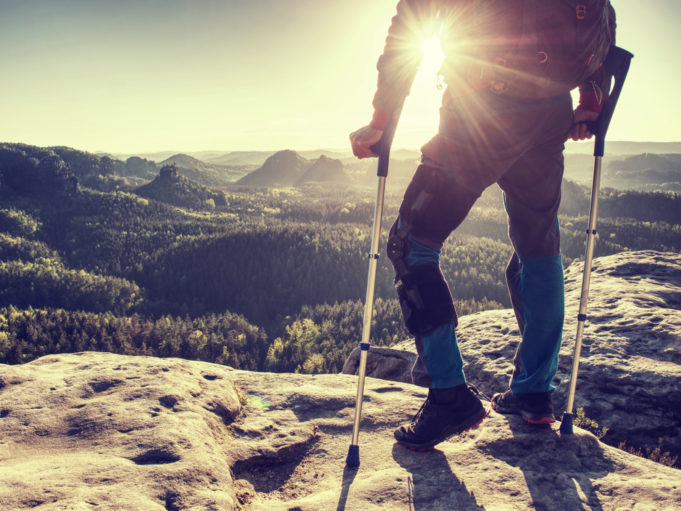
[405, 235, 564, 393]
[395, 89, 571, 394]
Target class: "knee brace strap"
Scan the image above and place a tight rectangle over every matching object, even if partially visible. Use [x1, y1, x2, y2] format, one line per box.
[387, 223, 457, 335]
[396, 263, 457, 335]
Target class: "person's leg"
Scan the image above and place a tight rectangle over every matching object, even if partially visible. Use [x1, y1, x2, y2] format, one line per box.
[390, 162, 484, 389]
[507, 252, 564, 396]
[400, 229, 464, 390]
[393, 90, 572, 440]
[389, 164, 489, 449]
[493, 130, 570, 424]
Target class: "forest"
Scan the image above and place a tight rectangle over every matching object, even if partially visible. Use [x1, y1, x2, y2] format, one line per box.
[1, 142, 681, 375]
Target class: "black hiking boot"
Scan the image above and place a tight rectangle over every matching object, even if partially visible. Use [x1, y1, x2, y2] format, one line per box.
[394, 384, 489, 451]
[491, 389, 555, 424]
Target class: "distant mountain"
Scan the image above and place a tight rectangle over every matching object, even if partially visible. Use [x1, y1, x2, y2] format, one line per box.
[120, 156, 158, 180]
[565, 141, 681, 155]
[237, 150, 310, 187]
[193, 150, 347, 166]
[564, 153, 599, 185]
[161, 153, 212, 170]
[110, 150, 178, 162]
[236, 150, 349, 188]
[297, 155, 349, 185]
[159, 153, 247, 187]
[190, 151, 274, 167]
[298, 150, 349, 160]
[604, 153, 681, 192]
[134, 164, 227, 210]
[0, 143, 79, 198]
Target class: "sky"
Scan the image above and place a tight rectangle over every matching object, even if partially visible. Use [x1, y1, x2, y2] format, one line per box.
[1, 0, 679, 154]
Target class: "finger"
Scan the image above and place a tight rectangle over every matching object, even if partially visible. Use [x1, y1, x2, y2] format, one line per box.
[353, 144, 371, 159]
[582, 124, 593, 140]
[570, 126, 580, 141]
[578, 123, 588, 140]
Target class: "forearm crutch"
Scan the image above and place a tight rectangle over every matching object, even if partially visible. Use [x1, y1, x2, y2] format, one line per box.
[346, 106, 403, 467]
[560, 46, 633, 434]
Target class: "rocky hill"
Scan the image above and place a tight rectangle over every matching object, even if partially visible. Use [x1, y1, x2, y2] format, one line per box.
[604, 153, 681, 192]
[159, 153, 244, 187]
[161, 153, 215, 172]
[1, 251, 681, 509]
[297, 155, 350, 184]
[237, 150, 309, 187]
[237, 150, 348, 187]
[120, 155, 158, 180]
[134, 164, 227, 210]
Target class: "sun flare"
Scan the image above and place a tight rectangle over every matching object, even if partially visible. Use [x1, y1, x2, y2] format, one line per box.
[420, 34, 445, 78]
[394, 35, 446, 148]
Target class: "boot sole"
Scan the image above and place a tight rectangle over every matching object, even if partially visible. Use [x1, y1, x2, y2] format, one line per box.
[491, 395, 555, 425]
[521, 415, 556, 425]
[395, 407, 490, 452]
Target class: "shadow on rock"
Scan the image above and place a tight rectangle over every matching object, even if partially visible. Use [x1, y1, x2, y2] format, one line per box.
[482, 416, 616, 511]
[335, 465, 359, 511]
[392, 443, 485, 510]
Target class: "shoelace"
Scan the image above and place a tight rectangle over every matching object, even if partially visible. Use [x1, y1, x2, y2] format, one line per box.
[409, 398, 432, 425]
[466, 383, 491, 402]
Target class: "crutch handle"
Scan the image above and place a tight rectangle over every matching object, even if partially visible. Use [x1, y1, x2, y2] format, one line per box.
[370, 105, 404, 177]
[585, 46, 634, 157]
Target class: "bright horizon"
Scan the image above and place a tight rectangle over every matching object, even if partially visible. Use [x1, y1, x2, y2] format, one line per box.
[1, 1, 680, 155]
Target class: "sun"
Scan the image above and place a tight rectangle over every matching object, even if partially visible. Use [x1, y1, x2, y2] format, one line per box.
[419, 34, 445, 78]
[393, 35, 445, 149]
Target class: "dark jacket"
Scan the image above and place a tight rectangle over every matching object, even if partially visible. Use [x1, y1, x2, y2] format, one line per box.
[371, 0, 616, 128]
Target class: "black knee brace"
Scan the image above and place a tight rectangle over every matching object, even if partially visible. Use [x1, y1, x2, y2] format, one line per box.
[387, 221, 457, 336]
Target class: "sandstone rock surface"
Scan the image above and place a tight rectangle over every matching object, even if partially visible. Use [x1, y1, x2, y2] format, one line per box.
[2, 349, 680, 510]
[345, 251, 681, 461]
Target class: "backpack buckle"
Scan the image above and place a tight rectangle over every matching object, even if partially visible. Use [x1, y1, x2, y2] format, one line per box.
[576, 5, 587, 20]
[491, 80, 509, 93]
[489, 57, 509, 93]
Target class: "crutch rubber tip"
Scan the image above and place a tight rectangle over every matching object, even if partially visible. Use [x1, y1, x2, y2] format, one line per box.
[346, 444, 360, 467]
[559, 413, 574, 435]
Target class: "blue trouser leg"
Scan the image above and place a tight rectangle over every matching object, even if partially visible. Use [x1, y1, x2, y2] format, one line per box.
[507, 253, 564, 394]
[405, 234, 465, 389]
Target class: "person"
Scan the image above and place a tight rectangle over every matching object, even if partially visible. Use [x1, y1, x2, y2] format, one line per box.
[350, 0, 616, 451]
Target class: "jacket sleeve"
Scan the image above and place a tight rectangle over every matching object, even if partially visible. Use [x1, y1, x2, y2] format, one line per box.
[577, 2, 616, 113]
[370, 0, 441, 129]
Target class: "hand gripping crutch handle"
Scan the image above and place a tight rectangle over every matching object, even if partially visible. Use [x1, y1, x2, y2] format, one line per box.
[585, 46, 634, 157]
[346, 105, 404, 468]
[560, 46, 633, 435]
[370, 105, 404, 177]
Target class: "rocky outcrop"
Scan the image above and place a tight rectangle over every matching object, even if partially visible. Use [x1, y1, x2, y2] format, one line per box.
[342, 345, 416, 384]
[297, 155, 349, 184]
[344, 250, 681, 463]
[237, 150, 310, 187]
[134, 164, 227, 209]
[237, 150, 348, 188]
[1, 349, 680, 510]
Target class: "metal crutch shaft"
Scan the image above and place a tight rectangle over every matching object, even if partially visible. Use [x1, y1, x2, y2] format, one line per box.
[346, 105, 403, 467]
[560, 46, 633, 434]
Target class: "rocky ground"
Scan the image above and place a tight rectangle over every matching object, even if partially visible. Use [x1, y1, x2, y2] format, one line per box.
[346, 250, 681, 462]
[1, 250, 680, 510]
[1, 351, 679, 510]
